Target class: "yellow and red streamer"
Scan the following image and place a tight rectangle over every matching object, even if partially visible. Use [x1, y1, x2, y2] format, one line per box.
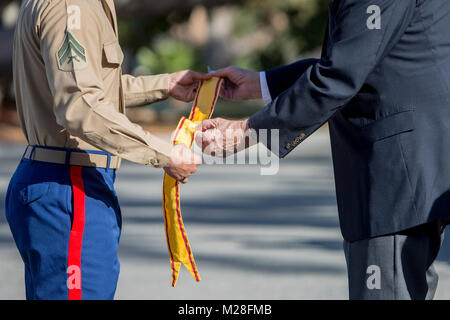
[162, 77, 223, 286]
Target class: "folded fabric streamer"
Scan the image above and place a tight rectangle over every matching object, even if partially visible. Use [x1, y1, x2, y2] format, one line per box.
[162, 77, 223, 287]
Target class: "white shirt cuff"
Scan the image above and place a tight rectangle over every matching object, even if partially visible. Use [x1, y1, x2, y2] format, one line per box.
[260, 71, 272, 105]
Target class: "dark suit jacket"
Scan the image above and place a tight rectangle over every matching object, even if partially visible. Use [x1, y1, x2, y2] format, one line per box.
[248, 0, 450, 241]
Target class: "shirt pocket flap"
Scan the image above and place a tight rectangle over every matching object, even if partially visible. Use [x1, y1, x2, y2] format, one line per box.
[103, 40, 124, 66]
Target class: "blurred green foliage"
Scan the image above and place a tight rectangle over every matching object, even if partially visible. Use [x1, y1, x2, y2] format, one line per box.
[231, 0, 329, 69]
[137, 40, 197, 74]
[119, 0, 329, 72]
[117, 0, 330, 120]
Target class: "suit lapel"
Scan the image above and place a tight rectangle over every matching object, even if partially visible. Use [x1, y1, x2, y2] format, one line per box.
[331, 0, 342, 15]
[320, 22, 329, 58]
[321, 0, 341, 58]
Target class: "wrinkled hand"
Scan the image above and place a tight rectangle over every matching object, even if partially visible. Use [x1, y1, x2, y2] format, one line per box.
[209, 66, 261, 101]
[195, 118, 252, 157]
[168, 70, 211, 102]
[164, 143, 202, 184]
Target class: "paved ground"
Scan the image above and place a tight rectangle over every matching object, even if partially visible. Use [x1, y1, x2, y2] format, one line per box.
[1, 127, 449, 299]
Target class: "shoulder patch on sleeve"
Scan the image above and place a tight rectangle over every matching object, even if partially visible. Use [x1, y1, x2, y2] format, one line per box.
[56, 31, 88, 71]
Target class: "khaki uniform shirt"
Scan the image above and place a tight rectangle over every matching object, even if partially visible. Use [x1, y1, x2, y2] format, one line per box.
[13, 0, 173, 168]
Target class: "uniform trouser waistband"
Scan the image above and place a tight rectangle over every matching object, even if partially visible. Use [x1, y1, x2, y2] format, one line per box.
[22, 145, 121, 169]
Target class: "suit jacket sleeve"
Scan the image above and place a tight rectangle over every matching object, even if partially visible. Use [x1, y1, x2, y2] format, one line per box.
[265, 58, 319, 100]
[248, 0, 416, 157]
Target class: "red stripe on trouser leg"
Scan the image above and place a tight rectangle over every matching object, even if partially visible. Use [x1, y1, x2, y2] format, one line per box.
[68, 166, 86, 300]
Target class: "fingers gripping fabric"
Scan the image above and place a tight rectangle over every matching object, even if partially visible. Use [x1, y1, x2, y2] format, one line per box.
[162, 77, 223, 287]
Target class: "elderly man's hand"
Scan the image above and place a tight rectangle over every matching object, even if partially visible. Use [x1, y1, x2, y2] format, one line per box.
[196, 118, 253, 157]
[168, 70, 211, 102]
[209, 66, 261, 101]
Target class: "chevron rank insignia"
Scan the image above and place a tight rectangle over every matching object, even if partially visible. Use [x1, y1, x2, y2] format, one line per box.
[56, 31, 87, 71]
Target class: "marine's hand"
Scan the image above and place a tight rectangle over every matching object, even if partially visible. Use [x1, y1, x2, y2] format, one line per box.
[164, 143, 202, 184]
[168, 70, 211, 102]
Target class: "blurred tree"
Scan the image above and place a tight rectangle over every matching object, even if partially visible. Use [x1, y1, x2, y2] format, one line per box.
[136, 39, 197, 74]
[0, 0, 331, 123]
[119, 0, 329, 73]
[115, 0, 244, 17]
[117, 0, 330, 121]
